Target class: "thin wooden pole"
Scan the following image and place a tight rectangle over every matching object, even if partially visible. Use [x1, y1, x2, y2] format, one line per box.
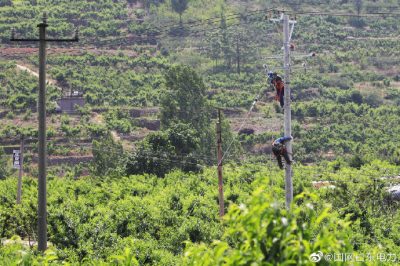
[216, 109, 225, 217]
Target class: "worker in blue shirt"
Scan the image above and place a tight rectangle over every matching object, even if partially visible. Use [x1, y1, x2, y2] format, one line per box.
[272, 136, 293, 169]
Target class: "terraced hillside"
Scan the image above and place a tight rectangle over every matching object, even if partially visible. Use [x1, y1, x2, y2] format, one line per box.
[1, 0, 400, 265]
[0, 1, 399, 174]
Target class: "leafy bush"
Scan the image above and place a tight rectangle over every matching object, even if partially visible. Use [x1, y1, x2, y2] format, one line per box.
[126, 123, 203, 177]
[0, 147, 8, 179]
[91, 134, 125, 177]
[184, 190, 352, 265]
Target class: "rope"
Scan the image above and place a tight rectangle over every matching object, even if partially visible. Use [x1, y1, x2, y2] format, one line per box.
[217, 87, 266, 166]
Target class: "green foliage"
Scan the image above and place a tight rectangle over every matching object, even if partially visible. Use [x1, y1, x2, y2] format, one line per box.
[171, 0, 188, 23]
[185, 191, 352, 265]
[202, 14, 260, 74]
[2, 0, 399, 167]
[291, 101, 400, 163]
[104, 109, 134, 134]
[0, 0, 11, 7]
[1, 165, 252, 264]
[60, 114, 82, 137]
[158, 65, 216, 166]
[0, 237, 60, 265]
[348, 17, 366, 28]
[91, 134, 125, 177]
[46, 53, 167, 108]
[109, 248, 139, 266]
[363, 93, 383, 107]
[127, 130, 176, 177]
[0, 147, 8, 179]
[87, 123, 108, 138]
[350, 90, 363, 105]
[161, 64, 210, 131]
[349, 154, 364, 169]
[127, 123, 203, 177]
[1, 162, 400, 264]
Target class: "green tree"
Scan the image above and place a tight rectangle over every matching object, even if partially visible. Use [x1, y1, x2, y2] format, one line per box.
[206, 33, 222, 70]
[91, 133, 124, 177]
[168, 123, 200, 155]
[126, 123, 202, 177]
[0, 0, 12, 7]
[219, 13, 234, 70]
[171, 0, 188, 24]
[160, 64, 210, 131]
[0, 147, 8, 179]
[349, 154, 364, 169]
[354, 0, 363, 15]
[350, 90, 363, 104]
[127, 131, 175, 177]
[160, 65, 215, 162]
[364, 93, 382, 107]
[232, 26, 254, 75]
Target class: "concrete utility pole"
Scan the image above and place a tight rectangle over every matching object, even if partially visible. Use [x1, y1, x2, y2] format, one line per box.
[270, 13, 296, 209]
[11, 12, 78, 252]
[216, 109, 225, 217]
[283, 14, 295, 209]
[16, 136, 24, 204]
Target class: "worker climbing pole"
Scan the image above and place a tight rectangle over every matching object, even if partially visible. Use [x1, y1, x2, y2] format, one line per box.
[268, 71, 285, 108]
[272, 136, 293, 169]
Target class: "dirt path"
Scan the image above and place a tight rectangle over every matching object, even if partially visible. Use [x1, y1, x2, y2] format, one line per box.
[15, 64, 63, 92]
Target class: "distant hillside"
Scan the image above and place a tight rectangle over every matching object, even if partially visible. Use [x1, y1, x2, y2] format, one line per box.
[1, 0, 400, 168]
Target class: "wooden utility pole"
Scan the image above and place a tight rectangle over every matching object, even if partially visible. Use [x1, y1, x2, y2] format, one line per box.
[11, 12, 78, 252]
[216, 109, 224, 217]
[16, 136, 24, 204]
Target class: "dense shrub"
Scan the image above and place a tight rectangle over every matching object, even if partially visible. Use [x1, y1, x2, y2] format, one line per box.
[185, 191, 353, 265]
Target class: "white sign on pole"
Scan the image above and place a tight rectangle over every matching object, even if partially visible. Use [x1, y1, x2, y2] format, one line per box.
[13, 150, 21, 169]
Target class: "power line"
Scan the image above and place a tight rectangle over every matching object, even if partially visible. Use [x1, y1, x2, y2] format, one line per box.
[4, 7, 273, 46]
[0, 137, 216, 163]
[119, 7, 400, 42]
[5, 10, 400, 50]
[288, 10, 400, 18]
[142, 7, 274, 31]
[4, 8, 400, 46]
[217, 87, 266, 165]
[4, 146, 400, 187]
[88, 15, 266, 47]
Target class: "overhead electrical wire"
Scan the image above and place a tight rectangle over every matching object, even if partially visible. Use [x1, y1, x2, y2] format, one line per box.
[90, 10, 400, 47]
[5, 8, 400, 51]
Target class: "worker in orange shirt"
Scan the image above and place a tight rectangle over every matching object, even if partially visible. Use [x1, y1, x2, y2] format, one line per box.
[268, 72, 285, 108]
